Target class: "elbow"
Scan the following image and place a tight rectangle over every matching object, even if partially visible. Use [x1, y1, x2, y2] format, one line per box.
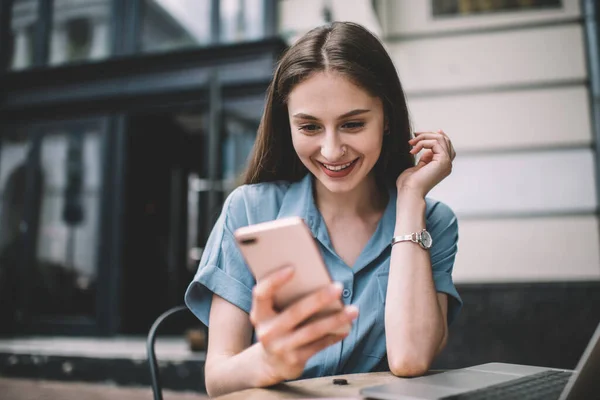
[388, 354, 431, 377]
[204, 369, 225, 398]
[205, 377, 218, 398]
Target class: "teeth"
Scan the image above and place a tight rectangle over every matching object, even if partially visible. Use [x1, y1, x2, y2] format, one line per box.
[323, 161, 353, 171]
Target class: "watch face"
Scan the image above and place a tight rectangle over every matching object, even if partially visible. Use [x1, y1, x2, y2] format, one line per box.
[420, 230, 433, 249]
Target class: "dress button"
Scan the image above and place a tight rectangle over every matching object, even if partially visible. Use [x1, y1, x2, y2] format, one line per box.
[342, 288, 351, 298]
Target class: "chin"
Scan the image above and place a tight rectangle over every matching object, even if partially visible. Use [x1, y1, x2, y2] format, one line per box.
[318, 180, 357, 194]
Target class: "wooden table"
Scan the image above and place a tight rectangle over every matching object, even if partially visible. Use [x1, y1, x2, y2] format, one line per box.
[214, 371, 401, 400]
[0, 377, 209, 400]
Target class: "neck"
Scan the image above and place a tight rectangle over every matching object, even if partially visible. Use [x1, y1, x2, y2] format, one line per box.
[313, 174, 387, 220]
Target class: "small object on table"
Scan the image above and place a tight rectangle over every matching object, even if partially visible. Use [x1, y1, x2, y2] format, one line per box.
[332, 378, 349, 385]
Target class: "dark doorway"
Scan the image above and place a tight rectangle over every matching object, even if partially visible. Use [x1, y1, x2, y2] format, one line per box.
[120, 111, 206, 334]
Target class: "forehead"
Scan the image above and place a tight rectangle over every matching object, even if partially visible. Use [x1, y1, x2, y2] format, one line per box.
[287, 71, 381, 115]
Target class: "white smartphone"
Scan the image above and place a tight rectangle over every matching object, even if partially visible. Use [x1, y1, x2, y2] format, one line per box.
[234, 217, 343, 315]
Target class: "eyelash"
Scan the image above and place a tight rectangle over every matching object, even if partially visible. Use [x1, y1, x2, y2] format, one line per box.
[298, 121, 365, 133]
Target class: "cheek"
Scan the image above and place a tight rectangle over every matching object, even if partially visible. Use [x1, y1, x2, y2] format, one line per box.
[356, 131, 384, 159]
[291, 134, 316, 158]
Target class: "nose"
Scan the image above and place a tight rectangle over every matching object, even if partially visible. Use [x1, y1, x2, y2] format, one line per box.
[320, 130, 345, 161]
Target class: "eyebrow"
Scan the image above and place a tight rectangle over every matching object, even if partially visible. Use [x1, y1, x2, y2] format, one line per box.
[292, 109, 371, 121]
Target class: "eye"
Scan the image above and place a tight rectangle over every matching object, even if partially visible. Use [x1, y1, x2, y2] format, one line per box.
[298, 124, 321, 134]
[342, 121, 365, 130]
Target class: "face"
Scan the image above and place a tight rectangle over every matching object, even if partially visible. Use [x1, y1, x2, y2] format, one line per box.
[287, 71, 385, 195]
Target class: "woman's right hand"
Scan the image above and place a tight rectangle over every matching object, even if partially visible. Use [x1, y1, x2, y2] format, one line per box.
[249, 266, 359, 386]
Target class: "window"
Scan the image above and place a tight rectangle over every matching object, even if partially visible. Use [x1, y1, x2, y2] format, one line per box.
[49, 0, 112, 65]
[141, 0, 212, 53]
[220, 0, 265, 43]
[10, 0, 39, 70]
[432, 0, 562, 17]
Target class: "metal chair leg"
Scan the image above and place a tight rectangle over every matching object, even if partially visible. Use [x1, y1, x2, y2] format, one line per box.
[147, 305, 189, 400]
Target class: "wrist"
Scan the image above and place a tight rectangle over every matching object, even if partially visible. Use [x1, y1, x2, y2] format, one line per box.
[396, 190, 426, 214]
[252, 342, 285, 388]
[397, 187, 426, 202]
[395, 192, 426, 233]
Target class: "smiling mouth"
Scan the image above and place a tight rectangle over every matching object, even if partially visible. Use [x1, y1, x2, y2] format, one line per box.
[319, 158, 359, 171]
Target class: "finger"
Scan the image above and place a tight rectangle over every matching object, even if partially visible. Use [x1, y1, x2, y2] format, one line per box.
[417, 149, 434, 165]
[413, 131, 455, 163]
[250, 266, 294, 325]
[283, 305, 359, 350]
[434, 130, 456, 159]
[413, 131, 438, 136]
[410, 134, 451, 158]
[258, 282, 343, 344]
[409, 133, 449, 147]
[275, 283, 343, 334]
[413, 130, 452, 142]
[295, 332, 349, 364]
[435, 130, 456, 160]
[409, 139, 448, 158]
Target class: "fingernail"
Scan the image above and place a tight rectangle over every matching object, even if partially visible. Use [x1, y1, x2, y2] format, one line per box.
[345, 305, 359, 319]
[331, 282, 343, 294]
[280, 266, 294, 276]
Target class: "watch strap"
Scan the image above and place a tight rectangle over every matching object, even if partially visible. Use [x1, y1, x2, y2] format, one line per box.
[391, 232, 421, 246]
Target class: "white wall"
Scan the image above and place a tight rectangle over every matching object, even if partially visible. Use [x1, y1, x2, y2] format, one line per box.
[379, 0, 599, 283]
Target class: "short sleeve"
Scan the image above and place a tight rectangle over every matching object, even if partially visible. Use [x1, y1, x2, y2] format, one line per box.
[184, 188, 255, 327]
[427, 200, 462, 326]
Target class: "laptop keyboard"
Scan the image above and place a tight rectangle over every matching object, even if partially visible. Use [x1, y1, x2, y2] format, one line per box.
[441, 370, 573, 400]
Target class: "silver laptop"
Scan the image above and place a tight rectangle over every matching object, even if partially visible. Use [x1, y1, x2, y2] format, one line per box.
[361, 321, 600, 400]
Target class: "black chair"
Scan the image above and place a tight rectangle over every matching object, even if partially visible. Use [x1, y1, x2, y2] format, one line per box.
[146, 305, 190, 400]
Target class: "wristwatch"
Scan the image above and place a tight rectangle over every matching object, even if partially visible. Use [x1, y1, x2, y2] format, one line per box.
[391, 229, 433, 250]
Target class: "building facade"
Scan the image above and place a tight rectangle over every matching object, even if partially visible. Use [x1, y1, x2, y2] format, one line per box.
[0, 0, 282, 335]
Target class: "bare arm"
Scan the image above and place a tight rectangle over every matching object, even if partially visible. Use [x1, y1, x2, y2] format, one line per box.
[204, 294, 272, 397]
[204, 267, 358, 398]
[384, 192, 449, 377]
[387, 129, 457, 376]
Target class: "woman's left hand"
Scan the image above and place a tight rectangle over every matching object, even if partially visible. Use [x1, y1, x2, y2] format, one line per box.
[396, 129, 456, 198]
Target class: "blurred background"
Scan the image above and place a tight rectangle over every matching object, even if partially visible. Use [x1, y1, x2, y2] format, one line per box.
[0, 0, 599, 394]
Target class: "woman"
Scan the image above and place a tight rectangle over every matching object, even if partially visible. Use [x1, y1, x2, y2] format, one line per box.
[185, 21, 462, 397]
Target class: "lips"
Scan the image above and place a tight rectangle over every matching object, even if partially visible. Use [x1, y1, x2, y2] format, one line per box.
[318, 158, 359, 178]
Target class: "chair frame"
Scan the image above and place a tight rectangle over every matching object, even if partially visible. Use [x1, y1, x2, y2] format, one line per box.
[146, 305, 190, 400]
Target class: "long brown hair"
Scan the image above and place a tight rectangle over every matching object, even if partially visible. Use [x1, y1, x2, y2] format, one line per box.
[244, 22, 414, 188]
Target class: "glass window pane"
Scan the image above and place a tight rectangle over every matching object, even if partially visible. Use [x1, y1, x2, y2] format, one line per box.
[10, 0, 39, 70]
[432, 0, 562, 17]
[221, 96, 262, 193]
[220, 0, 265, 43]
[49, 0, 112, 66]
[30, 124, 103, 318]
[141, 0, 212, 53]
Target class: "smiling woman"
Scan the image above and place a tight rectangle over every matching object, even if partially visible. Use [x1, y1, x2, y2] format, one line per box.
[185, 21, 462, 398]
[244, 22, 414, 188]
